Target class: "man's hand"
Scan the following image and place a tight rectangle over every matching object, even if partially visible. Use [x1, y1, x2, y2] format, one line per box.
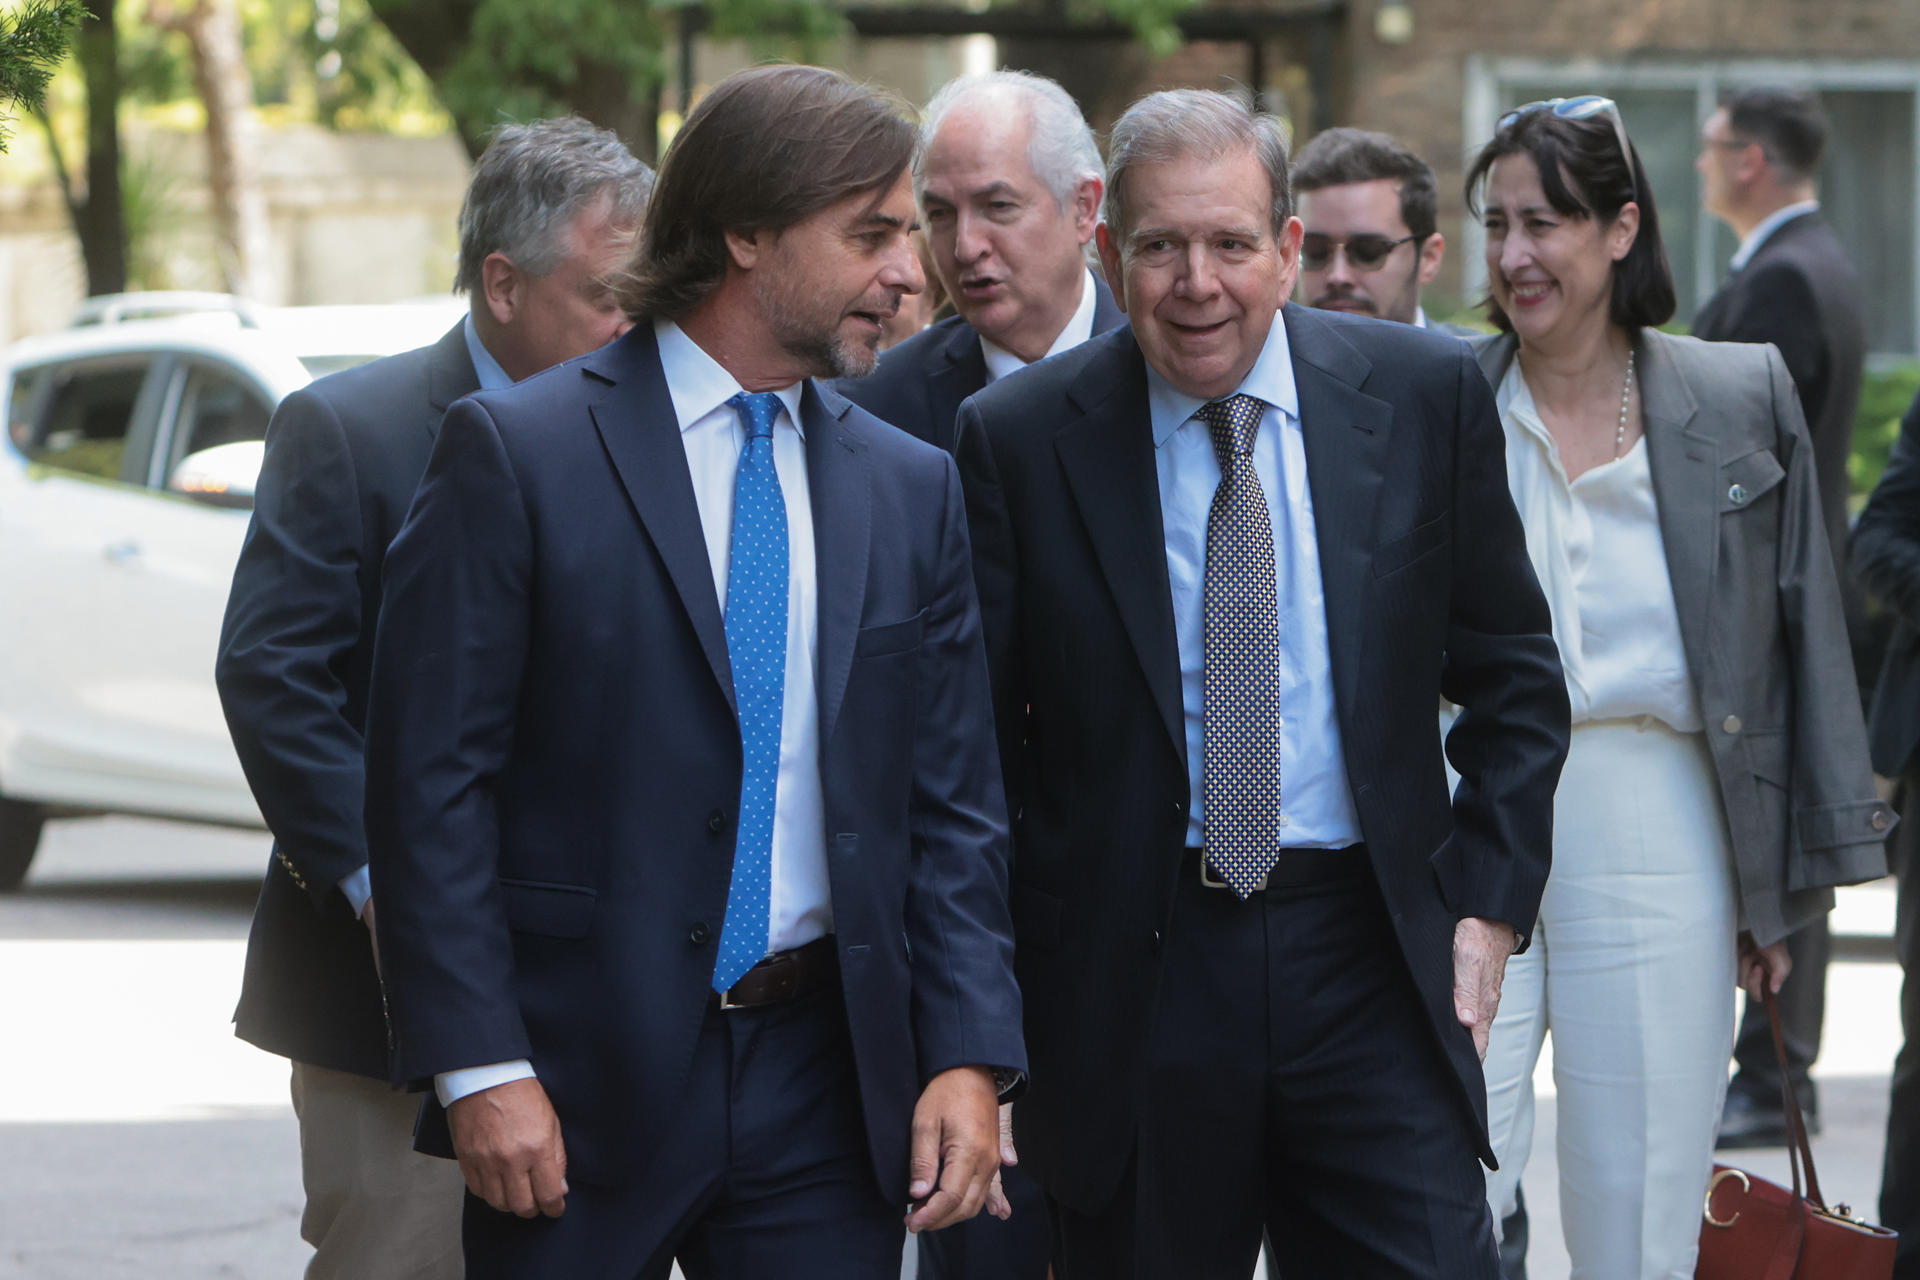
[360, 898, 380, 977]
[982, 1101, 1018, 1221]
[1453, 917, 1518, 1061]
[447, 1077, 568, 1219]
[1738, 930, 1793, 1004]
[905, 1065, 1000, 1234]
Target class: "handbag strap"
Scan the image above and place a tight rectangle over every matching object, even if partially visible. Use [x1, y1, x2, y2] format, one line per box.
[1763, 983, 1827, 1210]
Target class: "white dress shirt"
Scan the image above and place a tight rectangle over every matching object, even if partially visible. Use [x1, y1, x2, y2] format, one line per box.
[1494, 363, 1702, 731]
[979, 269, 1099, 384]
[436, 319, 832, 1107]
[1148, 312, 1364, 850]
[336, 314, 509, 922]
[1729, 199, 1820, 272]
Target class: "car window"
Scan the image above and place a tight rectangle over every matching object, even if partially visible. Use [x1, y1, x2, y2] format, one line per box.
[168, 363, 273, 471]
[26, 357, 151, 482]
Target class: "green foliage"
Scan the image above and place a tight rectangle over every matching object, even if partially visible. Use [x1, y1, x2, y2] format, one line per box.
[0, 0, 84, 150]
[1851, 363, 1920, 503]
[433, 0, 670, 139]
[1078, 0, 1201, 58]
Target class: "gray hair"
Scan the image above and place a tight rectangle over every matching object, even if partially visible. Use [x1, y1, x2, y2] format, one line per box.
[454, 117, 654, 298]
[1104, 89, 1291, 243]
[916, 70, 1102, 209]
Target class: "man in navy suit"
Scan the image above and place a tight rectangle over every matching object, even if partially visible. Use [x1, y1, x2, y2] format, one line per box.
[364, 65, 1026, 1279]
[216, 118, 650, 1279]
[838, 70, 1122, 454]
[957, 90, 1567, 1278]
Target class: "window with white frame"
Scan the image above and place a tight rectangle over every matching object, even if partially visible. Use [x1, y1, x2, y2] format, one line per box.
[1463, 58, 1919, 357]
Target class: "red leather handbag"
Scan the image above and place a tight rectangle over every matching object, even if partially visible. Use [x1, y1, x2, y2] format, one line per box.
[1696, 987, 1897, 1279]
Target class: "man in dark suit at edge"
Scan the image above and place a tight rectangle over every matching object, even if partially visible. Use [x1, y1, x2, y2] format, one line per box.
[215, 119, 650, 1279]
[364, 65, 1025, 1278]
[838, 70, 1122, 454]
[956, 89, 1570, 1278]
[1696, 85, 1868, 1151]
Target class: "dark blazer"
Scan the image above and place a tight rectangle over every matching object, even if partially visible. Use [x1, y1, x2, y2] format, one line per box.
[1694, 210, 1866, 561]
[216, 322, 478, 1079]
[1854, 390, 1920, 777]
[954, 304, 1570, 1213]
[1475, 332, 1889, 944]
[364, 324, 1026, 1196]
[838, 273, 1124, 452]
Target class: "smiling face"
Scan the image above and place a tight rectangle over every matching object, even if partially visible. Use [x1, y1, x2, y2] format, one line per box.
[918, 100, 1100, 363]
[1481, 152, 1637, 352]
[748, 171, 926, 379]
[1098, 145, 1299, 400]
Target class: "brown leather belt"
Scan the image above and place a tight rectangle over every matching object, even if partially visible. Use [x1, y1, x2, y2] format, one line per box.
[716, 936, 838, 1011]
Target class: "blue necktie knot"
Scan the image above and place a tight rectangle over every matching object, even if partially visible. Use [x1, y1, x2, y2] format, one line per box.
[729, 391, 783, 443]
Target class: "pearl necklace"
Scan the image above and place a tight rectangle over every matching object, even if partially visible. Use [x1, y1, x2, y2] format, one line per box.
[1613, 349, 1637, 459]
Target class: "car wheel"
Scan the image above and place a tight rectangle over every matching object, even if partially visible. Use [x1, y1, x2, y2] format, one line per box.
[0, 797, 45, 891]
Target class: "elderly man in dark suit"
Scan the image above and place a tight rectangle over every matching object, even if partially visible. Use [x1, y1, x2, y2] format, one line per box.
[363, 65, 1025, 1279]
[1696, 85, 1868, 1150]
[1852, 388, 1920, 1280]
[215, 118, 649, 1279]
[838, 70, 1122, 453]
[956, 88, 1569, 1279]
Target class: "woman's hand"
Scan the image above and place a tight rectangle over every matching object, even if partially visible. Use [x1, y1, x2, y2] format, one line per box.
[1736, 930, 1793, 1004]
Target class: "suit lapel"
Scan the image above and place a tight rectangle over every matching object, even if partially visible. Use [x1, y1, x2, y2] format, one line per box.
[425, 321, 482, 437]
[1638, 331, 1715, 671]
[584, 328, 737, 716]
[1286, 306, 1394, 723]
[1053, 336, 1185, 760]
[807, 381, 870, 746]
[925, 322, 987, 452]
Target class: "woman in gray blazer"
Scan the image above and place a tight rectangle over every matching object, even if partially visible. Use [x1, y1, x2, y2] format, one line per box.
[1463, 100, 1890, 1278]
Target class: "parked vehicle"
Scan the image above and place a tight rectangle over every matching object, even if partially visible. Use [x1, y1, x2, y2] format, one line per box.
[0, 294, 466, 888]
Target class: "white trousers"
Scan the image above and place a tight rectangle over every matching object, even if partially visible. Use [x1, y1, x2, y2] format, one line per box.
[1482, 718, 1740, 1280]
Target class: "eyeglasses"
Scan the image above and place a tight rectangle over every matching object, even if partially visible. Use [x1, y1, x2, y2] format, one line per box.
[1498, 95, 1640, 202]
[1300, 232, 1420, 273]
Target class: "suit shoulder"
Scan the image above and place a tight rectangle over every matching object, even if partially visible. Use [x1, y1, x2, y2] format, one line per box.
[289, 342, 437, 425]
[840, 398, 952, 475]
[1311, 308, 1470, 362]
[965, 327, 1123, 428]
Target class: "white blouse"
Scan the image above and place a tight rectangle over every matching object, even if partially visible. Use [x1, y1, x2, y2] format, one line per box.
[1495, 362, 1703, 733]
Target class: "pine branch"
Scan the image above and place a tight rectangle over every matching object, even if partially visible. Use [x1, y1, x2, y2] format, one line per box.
[0, 0, 85, 152]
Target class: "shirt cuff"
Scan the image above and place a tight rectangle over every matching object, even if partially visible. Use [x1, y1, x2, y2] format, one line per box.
[435, 1060, 537, 1109]
[338, 865, 373, 919]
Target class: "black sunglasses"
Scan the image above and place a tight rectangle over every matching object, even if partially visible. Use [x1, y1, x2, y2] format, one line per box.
[1299, 232, 1420, 273]
[1498, 95, 1641, 203]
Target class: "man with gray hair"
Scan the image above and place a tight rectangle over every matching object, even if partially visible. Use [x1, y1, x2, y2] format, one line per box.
[839, 69, 1122, 454]
[216, 116, 649, 1279]
[955, 88, 1568, 1277]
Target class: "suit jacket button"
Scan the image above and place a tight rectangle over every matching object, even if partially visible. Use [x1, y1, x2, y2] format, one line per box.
[1722, 715, 1742, 734]
[707, 811, 726, 835]
[689, 922, 711, 944]
[1729, 483, 1750, 506]
[1873, 809, 1892, 832]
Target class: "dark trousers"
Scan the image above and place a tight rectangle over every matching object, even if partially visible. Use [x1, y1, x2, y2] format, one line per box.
[917, 1163, 1053, 1280]
[463, 986, 903, 1279]
[1729, 916, 1831, 1109]
[1884, 763, 1920, 1279]
[1051, 851, 1499, 1280]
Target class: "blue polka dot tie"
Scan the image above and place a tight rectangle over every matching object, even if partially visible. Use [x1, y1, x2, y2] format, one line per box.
[713, 391, 788, 992]
[1200, 393, 1282, 898]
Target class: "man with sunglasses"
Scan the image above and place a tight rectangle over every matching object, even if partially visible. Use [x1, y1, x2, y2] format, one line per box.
[1291, 128, 1472, 335]
[1696, 85, 1866, 1155]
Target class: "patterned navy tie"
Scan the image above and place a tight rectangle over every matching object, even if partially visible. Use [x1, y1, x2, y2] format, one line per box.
[1199, 393, 1282, 898]
[713, 391, 789, 992]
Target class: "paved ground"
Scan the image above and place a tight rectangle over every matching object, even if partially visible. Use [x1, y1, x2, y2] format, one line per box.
[0, 815, 1902, 1279]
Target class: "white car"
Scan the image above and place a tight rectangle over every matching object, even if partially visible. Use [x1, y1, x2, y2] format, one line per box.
[0, 294, 467, 888]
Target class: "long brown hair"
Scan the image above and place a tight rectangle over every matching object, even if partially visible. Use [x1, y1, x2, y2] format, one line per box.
[620, 65, 917, 322]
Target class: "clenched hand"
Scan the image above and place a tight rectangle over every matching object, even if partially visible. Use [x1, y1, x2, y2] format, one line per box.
[448, 1077, 568, 1219]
